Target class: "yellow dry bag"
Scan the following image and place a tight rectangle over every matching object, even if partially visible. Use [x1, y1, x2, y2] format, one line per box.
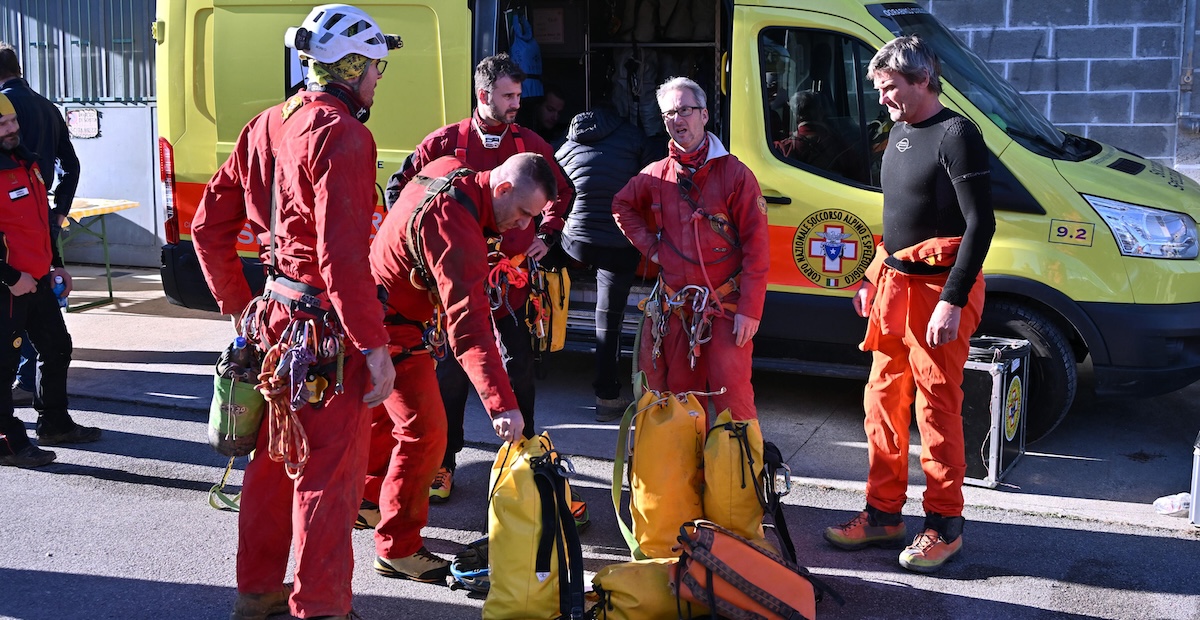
[702, 409, 766, 542]
[613, 377, 705, 559]
[530, 265, 570, 355]
[546, 267, 569, 352]
[485, 433, 586, 620]
[588, 558, 708, 620]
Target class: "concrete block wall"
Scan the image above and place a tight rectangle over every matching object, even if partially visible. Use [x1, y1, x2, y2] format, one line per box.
[923, 0, 1194, 175]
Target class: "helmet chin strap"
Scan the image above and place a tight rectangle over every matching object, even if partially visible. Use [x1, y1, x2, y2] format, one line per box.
[323, 81, 371, 123]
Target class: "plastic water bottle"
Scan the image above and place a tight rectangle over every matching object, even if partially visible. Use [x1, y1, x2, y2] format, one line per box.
[52, 275, 67, 309]
[226, 336, 255, 381]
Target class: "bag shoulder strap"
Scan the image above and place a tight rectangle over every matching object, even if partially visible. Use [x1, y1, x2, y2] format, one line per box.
[455, 118, 472, 161]
[761, 441, 797, 564]
[533, 451, 586, 620]
[404, 167, 476, 299]
[612, 379, 651, 559]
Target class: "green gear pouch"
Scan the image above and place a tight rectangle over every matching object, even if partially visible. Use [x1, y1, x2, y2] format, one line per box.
[208, 376, 265, 457]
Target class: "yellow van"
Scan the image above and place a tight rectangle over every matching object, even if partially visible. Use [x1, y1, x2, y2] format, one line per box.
[156, 0, 1200, 440]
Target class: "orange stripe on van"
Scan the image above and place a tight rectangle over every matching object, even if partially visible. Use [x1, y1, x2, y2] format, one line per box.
[767, 225, 819, 289]
[173, 181, 387, 254]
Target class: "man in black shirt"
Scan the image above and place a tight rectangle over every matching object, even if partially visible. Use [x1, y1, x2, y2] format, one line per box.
[823, 35, 994, 574]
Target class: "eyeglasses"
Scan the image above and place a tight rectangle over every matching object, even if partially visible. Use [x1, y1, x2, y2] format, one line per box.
[661, 105, 703, 120]
[374, 59, 388, 76]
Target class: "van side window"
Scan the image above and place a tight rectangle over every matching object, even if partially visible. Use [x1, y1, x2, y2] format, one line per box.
[760, 28, 887, 187]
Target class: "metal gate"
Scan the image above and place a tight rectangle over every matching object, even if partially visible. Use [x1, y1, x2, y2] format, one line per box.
[0, 0, 154, 103]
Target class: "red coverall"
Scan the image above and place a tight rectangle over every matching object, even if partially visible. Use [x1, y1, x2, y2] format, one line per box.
[193, 91, 388, 618]
[612, 135, 769, 420]
[365, 112, 572, 485]
[859, 239, 984, 518]
[369, 155, 520, 561]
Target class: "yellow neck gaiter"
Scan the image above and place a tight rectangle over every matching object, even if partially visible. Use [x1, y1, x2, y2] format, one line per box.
[306, 53, 370, 87]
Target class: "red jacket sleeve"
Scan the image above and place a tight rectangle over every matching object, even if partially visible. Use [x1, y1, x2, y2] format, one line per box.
[726, 159, 770, 320]
[307, 113, 388, 352]
[384, 127, 454, 209]
[612, 164, 662, 261]
[423, 194, 520, 416]
[194, 114, 266, 314]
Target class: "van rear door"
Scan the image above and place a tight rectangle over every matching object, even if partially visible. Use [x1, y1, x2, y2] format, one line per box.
[159, 0, 471, 310]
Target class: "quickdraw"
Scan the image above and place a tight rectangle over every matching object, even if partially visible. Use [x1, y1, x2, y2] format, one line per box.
[526, 257, 552, 348]
[424, 305, 449, 361]
[252, 314, 346, 480]
[660, 283, 722, 370]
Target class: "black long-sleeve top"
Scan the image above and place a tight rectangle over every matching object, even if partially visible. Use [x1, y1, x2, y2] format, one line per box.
[879, 107, 995, 307]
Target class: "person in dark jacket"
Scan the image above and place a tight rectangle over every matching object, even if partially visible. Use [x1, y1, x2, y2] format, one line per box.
[555, 105, 653, 420]
[0, 43, 79, 231]
[0, 42, 81, 405]
[0, 92, 100, 469]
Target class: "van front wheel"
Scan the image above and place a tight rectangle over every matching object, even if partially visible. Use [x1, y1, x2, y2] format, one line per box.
[976, 301, 1077, 442]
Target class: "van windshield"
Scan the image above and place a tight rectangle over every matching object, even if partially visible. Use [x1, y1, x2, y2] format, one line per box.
[868, 3, 1086, 160]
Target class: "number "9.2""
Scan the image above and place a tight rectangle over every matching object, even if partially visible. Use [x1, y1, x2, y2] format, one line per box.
[1056, 226, 1087, 240]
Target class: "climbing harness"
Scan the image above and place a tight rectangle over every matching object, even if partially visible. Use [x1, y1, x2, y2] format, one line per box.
[398, 167, 479, 362]
[639, 164, 745, 369]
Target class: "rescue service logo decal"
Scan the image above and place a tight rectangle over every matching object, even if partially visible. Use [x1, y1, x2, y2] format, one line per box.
[791, 210, 875, 289]
[1004, 376, 1022, 441]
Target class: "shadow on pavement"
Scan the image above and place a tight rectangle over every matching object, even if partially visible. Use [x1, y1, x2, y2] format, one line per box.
[0, 568, 482, 620]
[23, 425, 233, 472]
[69, 366, 214, 408]
[72, 347, 218, 366]
[38, 461, 218, 493]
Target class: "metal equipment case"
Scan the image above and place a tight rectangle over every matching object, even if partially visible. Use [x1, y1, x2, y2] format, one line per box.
[962, 337, 1030, 488]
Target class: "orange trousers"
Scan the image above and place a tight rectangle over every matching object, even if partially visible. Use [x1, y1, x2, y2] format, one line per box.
[861, 267, 984, 517]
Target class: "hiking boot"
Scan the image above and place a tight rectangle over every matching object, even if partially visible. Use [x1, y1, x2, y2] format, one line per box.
[429, 467, 453, 504]
[0, 444, 56, 468]
[10, 382, 34, 406]
[899, 513, 964, 573]
[374, 547, 451, 583]
[899, 529, 963, 573]
[355, 499, 381, 530]
[594, 396, 630, 422]
[570, 489, 590, 532]
[824, 506, 907, 550]
[37, 424, 102, 446]
[230, 586, 290, 620]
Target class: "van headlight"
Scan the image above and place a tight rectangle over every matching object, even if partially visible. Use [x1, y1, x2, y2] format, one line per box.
[1085, 195, 1198, 259]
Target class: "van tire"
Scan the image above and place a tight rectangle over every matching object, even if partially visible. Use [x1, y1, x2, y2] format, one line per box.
[977, 301, 1077, 442]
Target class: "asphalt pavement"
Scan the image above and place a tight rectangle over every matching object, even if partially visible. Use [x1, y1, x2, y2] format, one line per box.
[1, 266, 1198, 620]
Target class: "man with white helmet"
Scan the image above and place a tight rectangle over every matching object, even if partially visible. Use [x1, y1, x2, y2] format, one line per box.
[192, 5, 400, 619]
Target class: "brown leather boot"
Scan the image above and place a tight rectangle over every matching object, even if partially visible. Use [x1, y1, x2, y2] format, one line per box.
[229, 586, 290, 620]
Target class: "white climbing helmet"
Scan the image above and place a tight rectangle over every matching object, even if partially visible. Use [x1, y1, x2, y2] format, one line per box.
[284, 4, 402, 63]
